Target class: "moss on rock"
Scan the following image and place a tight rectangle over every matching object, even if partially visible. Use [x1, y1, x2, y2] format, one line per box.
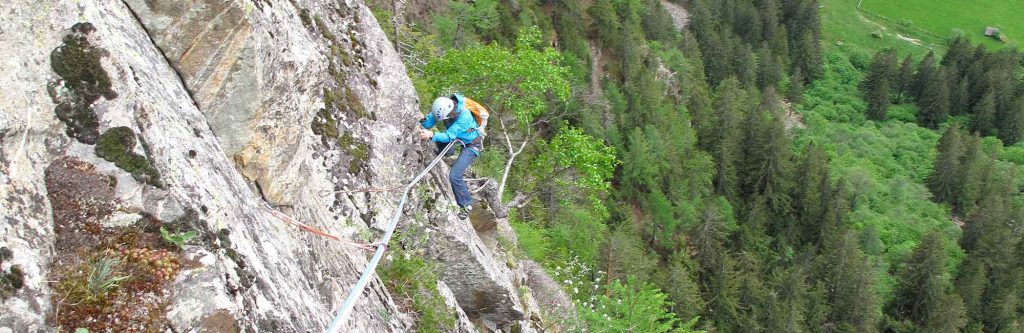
[49, 22, 118, 144]
[95, 126, 162, 187]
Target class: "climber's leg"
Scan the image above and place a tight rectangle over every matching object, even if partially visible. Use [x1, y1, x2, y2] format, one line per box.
[448, 146, 477, 208]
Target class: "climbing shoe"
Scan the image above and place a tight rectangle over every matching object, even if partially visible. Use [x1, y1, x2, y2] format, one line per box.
[458, 205, 472, 220]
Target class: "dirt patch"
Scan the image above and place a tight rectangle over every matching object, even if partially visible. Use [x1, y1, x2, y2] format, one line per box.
[782, 100, 806, 130]
[200, 309, 241, 333]
[45, 156, 119, 253]
[896, 33, 923, 46]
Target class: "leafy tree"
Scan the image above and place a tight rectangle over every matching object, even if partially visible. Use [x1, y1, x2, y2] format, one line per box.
[580, 276, 704, 333]
[422, 26, 570, 202]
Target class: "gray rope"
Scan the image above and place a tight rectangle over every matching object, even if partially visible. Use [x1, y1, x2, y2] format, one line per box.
[326, 140, 458, 332]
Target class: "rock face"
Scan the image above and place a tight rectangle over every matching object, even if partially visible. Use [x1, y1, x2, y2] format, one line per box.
[0, 0, 561, 331]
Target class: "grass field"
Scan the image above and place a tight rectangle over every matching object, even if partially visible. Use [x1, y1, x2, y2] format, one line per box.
[819, 0, 938, 58]
[861, 0, 1022, 50]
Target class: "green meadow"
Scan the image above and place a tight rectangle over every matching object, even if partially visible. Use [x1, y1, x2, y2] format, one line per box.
[861, 0, 1022, 50]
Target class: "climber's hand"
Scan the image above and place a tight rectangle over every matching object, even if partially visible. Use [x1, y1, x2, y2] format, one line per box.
[418, 129, 433, 141]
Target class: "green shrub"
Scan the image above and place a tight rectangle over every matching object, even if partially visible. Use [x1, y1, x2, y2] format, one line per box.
[379, 249, 455, 333]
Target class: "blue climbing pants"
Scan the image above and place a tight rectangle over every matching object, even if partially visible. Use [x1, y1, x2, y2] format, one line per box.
[437, 141, 478, 208]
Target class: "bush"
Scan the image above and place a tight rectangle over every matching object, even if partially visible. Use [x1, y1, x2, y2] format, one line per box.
[578, 276, 704, 333]
[379, 249, 455, 333]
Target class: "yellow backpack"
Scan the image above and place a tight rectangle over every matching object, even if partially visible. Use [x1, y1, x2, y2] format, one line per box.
[461, 96, 490, 134]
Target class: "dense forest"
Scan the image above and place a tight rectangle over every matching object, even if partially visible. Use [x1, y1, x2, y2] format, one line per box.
[370, 0, 1024, 331]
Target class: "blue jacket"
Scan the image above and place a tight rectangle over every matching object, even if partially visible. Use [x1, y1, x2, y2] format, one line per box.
[421, 94, 481, 149]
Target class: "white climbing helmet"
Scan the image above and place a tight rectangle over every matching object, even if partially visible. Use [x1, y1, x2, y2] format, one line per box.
[431, 96, 455, 120]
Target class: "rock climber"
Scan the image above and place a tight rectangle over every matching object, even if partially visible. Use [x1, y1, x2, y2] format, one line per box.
[418, 93, 488, 220]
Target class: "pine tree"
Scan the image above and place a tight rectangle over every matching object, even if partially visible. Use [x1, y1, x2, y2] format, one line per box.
[971, 88, 996, 136]
[927, 125, 964, 205]
[912, 51, 937, 100]
[587, 0, 622, 50]
[821, 231, 881, 332]
[860, 49, 897, 120]
[756, 46, 783, 90]
[711, 77, 746, 198]
[917, 68, 950, 129]
[794, 143, 829, 246]
[894, 54, 914, 103]
[887, 232, 967, 332]
[949, 78, 970, 116]
[787, 68, 805, 103]
[791, 30, 822, 81]
[998, 97, 1024, 144]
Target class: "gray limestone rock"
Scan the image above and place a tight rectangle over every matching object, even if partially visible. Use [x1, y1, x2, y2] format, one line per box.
[0, 0, 564, 331]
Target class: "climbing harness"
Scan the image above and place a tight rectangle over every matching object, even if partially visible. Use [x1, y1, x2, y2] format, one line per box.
[326, 140, 458, 332]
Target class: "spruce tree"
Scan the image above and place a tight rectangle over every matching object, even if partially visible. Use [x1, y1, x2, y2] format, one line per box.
[794, 143, 829, 245]
[711, 77, 746, 199]
[912, 51, 937, 100]
[860, 49, 897, 120]
[756, 46, 783, 90]
[894, 54, 914, 103]
[888, 232, 967, 332]
[792, 30, 822, 81]
[971, 88, 996, 136]
[928, 125, 964, 205]
[787, 68, 805, 104]
[998, 97, 1024, 144]
[949, 78, 971, 116]
[821, 231, 881, 332]
[917, 68, 950, 129]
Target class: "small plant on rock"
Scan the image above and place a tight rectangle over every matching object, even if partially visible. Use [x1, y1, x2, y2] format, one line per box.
[85, 257, 129, 301]
[160, 226, 196, 249]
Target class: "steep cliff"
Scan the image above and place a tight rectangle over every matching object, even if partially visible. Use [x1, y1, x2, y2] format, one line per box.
[0, 0, 562, 331]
